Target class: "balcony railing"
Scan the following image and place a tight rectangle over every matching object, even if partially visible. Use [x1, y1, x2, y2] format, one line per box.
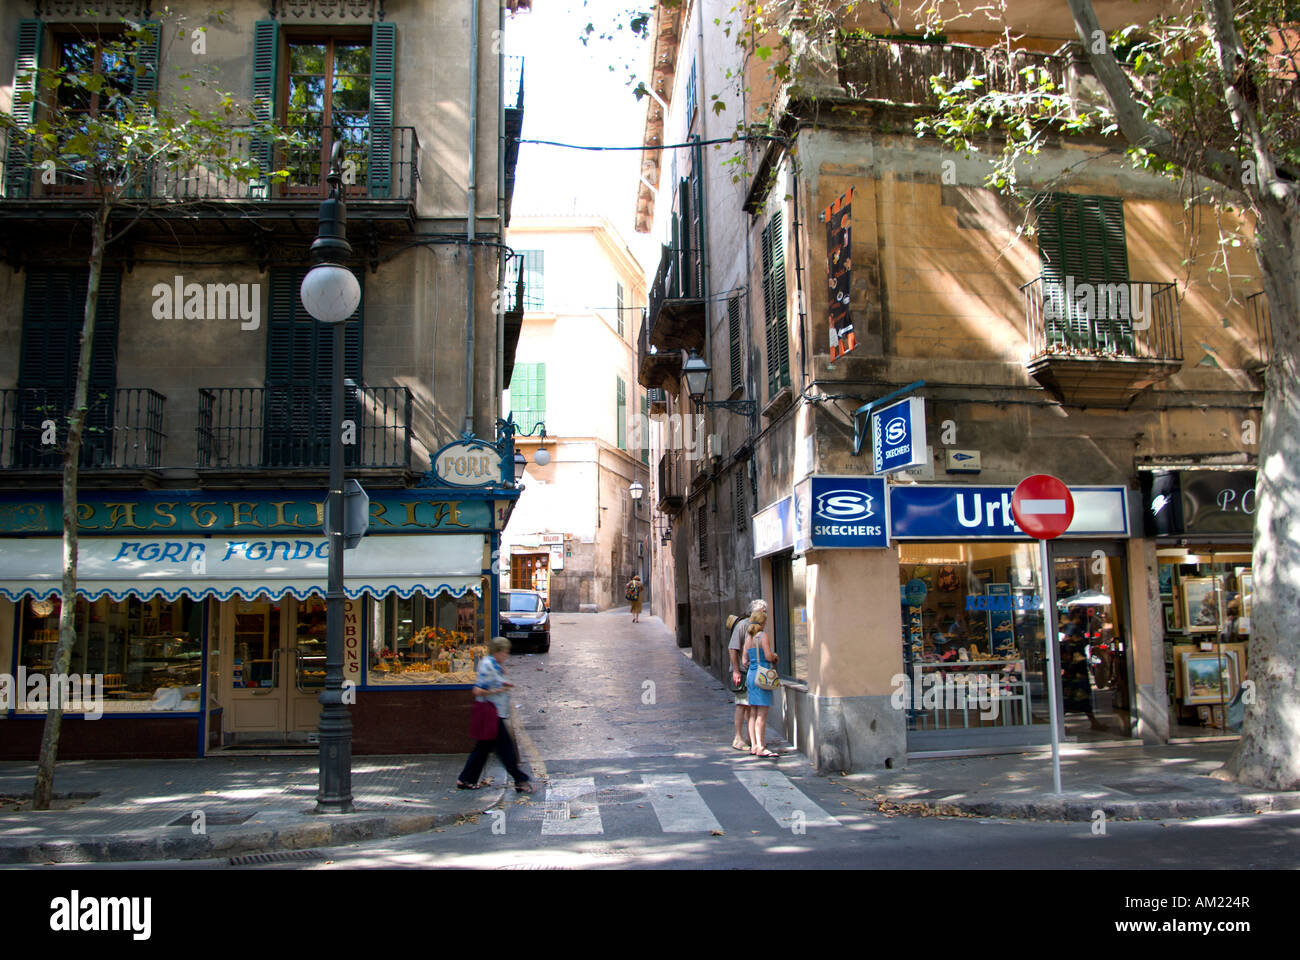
[0, 387, 165, 469]
[1, 125, 420, 203]
[1247, 291, 1272, 366]
[646, 241, 703, 336]
[1022, 277, 1182, 361]
[657, 450, 684, 513]
[837, 39, 1069, 106]
[196, 385, 412, 471]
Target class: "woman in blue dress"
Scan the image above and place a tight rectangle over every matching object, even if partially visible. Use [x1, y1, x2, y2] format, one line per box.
[741, 610, 779, 757]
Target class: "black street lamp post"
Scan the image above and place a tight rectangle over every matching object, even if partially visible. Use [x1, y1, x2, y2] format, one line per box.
[301, 144, 362, 814]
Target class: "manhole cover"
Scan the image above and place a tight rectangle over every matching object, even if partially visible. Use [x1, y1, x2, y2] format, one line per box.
[541, 801, 571, 823]
[170, 810, 258, 827]
[595, 786, 647, 805]
[229, 850, 326, 866]
[1102, 781, 1190, 795]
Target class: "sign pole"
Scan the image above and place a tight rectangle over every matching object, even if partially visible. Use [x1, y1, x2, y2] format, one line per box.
[1039, 537, 1063, 795]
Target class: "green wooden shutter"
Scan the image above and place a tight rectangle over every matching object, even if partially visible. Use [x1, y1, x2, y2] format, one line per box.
[763, 211, 790, 396]
[16, 268, 120, 467]
[616, 376, 626, 449]
[1038, 194, 1130, 351]
[510, 362, 545, 432]
[132, 21, 161, 99]
[727, 296, 742, 392]
[264, 267, 363, 466]
[689, 148, 704, 296]
[640, 391, 649, 464]
[369, 21, 396, 198]
[250, 20, 279, 196]
[6, 19, 43, 198]
[677, 176, 692, 297]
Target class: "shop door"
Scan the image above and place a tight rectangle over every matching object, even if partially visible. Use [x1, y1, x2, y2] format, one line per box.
[223, 597, 323, 746]
[1049, 541, 1137, 741]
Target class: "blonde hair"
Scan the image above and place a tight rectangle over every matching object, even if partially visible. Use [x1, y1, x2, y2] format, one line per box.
[748, 610, 767, 635]
[489, 636, 512, 655]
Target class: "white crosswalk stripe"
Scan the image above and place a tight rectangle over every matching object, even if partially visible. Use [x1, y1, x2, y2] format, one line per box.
[733, 769, 841, 828]
[540, 777, 604, 835]
[640, 773, 724, 833]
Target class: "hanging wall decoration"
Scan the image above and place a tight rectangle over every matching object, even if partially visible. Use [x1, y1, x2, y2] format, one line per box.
[823, 186, 856, 360]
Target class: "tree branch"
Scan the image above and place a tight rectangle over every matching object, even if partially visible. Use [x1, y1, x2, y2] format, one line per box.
[1065, 0, 1243, 188]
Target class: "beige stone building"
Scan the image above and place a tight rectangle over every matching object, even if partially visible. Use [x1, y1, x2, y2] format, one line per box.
[0, 0, 530, 758]
[637, 1, 1268, 770]
[500, 215, 651, 612]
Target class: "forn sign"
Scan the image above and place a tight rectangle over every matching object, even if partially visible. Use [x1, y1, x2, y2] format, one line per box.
[434, 440, 500, 487]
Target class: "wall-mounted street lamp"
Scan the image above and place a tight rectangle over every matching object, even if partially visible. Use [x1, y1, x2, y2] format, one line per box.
[629, 480, 644, 581]
[682, 350, 755, 415]
[495, 416, 549, 486]
[301, 143, 361, 815]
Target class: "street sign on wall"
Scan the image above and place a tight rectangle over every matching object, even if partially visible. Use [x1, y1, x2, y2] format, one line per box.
[793, 475, 889, 550]
[871, 396, 927, 475]
[1011, 474, 1075, 540]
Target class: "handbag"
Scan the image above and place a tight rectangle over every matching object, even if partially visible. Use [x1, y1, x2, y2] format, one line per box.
[754, 666, 780, 691]
[469, 699, 499, 740]
[727, 670, 747, 694]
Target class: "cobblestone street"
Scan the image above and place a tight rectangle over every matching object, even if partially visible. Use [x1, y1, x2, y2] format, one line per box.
[508, 607, 775, 765]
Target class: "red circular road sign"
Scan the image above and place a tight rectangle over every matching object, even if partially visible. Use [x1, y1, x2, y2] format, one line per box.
[1012, 474, 1075, 540]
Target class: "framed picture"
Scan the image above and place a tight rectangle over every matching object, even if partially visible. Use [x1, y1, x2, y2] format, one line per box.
[1183, 650, 1239, 705]
[1163, 602, 1178, 632]
[1238, 573, 1252, 618]
[1181, 577, 1221, 633]
[1158, 564, 1174, 597]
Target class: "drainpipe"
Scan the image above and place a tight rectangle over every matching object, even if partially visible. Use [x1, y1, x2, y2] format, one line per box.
[496, 0, 507, 414]
[464, 0, 482, 436]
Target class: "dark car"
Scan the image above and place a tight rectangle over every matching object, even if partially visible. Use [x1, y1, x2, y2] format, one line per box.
[499, 589, 550, 653]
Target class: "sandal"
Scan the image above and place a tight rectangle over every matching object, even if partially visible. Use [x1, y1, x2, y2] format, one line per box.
[731, 738, 752, 751]
[515, 781, 535, 794]
[753, 750, 779, 758]
[456, 781, 482, 790]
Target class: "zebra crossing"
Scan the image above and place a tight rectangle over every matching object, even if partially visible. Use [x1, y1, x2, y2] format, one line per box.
[522, 767, 842, 837]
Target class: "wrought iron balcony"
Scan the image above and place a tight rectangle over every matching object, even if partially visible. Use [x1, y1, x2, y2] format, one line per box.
[638, 313, 683, 396]
[657, 450, 684, 515]
[837, 38, 1070, 107]
[0, 387, 165, 470]
[196, 385, 412, 471]
[1021, 277, 1183, 404]
[645, 241, 705, 356]
[0, 125, 419, 204]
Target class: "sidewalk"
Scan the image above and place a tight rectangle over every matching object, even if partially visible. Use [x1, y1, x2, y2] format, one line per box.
[836, 741, 1300, 821]
[0, 754, 508, 865]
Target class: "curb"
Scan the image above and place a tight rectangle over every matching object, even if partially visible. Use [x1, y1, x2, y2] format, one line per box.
[867, 789, 1300, 822]
[0, 788, 507, 865]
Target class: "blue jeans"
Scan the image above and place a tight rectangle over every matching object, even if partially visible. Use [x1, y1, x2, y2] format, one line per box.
[459, 717, 530, 785]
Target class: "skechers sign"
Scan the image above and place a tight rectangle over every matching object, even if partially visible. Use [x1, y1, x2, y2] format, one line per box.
[793, 476, 889, 550]
[871, 396, 927, 475]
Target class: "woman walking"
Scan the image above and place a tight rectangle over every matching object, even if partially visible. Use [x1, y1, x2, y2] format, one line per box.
[741, 610, 779, 758]
[626, 573, 643, 623]
[457, 637, 534, 792]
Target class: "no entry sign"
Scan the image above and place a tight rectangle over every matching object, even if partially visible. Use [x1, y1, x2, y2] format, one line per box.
[1011, 474, 1075, 540]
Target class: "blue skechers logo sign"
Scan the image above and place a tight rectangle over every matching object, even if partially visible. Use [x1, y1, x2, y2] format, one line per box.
[816, 489, 875, 521]
[885, 417, 907, 445]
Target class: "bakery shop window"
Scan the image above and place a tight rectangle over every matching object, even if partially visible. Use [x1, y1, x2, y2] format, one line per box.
[898, 542, 1049, 731]
[367, 584, 487, 684]
[15, 595, 203, 713]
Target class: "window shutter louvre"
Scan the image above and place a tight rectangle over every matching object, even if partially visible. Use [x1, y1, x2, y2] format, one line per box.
[734, 469, 746, 531]
[616, 376, 626, 449]
[250, 21, 280, 192]
[640, 392, 649, 464]
[369, 21, 396, 198]
[698, 504, 709, 566]
[265, 267, 362, 466]
[6, 19, 43, 198]
[763, 210, 790, 396]
[728, 296, 742, 392]
[132, 21, 161, 99]
[1038, 194, 1130, 350]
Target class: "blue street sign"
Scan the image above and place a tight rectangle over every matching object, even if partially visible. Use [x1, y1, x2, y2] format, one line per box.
[871, 396, 927, 474]
[793, 475, 889, 550]
[888, 484, 1130, 539]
